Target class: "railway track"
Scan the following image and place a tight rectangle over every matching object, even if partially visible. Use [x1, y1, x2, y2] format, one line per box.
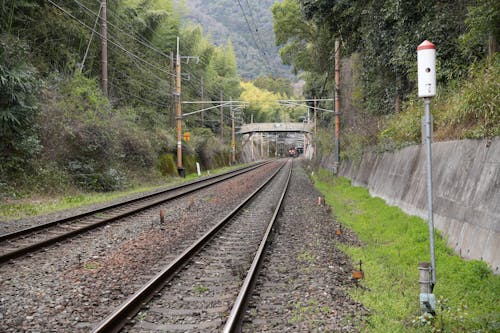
[0, 162, 270, 264]
[92, 159, 292, 333]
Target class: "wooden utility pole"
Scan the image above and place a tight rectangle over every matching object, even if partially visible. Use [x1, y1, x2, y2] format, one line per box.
[100, 0, 108, 96]
[220, 91, 224, 142]
[334, 39, 341, 170]
[169, 51, 175, 129]
[231, 97, 235, 163]
[201, 77, 205, 127]
[176, 37, 183, 176]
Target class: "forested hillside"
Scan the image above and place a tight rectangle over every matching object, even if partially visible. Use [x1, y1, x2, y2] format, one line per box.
[272, 0, 499, 159]
[177, 0, 291, 79]
[0, 0, 242, 197]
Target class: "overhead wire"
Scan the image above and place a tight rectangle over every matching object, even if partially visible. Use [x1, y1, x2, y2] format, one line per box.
[109, 81, 169, 108]
[47, 0, 173, 77]
[243, 0, 271, 56]
[236, 0, 273, 72]
[74, 0, 173, 60]
[111, 66, 164, 93]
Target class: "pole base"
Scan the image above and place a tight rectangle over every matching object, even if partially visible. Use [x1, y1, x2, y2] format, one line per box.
[177, 167, 185, 178]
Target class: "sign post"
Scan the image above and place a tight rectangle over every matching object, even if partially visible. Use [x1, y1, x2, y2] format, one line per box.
[417, 39, 437, 314]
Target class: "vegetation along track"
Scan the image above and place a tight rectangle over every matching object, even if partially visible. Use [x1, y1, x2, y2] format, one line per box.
[92, 159, 292, 332]
[0, 162, 270, 264]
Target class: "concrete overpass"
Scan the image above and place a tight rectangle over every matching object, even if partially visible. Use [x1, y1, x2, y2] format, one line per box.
[239, 122, 314, 161]
[239, 122, 312, 134]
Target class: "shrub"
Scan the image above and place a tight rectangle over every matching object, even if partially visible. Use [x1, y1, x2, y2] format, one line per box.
[156, 154, 176, 176]
[68, 160, 127, 192]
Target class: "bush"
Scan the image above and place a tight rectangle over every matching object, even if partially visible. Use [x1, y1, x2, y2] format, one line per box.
[68, 160, 127, 192]
[375, 54, 499, 151]
[156, 154, 177, 176]
[439, 54, 500, 139]
[184, 154, 198, 174]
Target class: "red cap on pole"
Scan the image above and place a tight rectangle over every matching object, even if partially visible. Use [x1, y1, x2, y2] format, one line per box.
[417, 40, 435, 51]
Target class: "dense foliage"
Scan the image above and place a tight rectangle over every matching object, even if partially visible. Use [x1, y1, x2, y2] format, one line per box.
[272, 0, 499, 158]
[0, 0, 241, 196]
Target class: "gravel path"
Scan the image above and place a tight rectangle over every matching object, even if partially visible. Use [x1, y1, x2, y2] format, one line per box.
[0, 162, 279, 332]
[242, 162, 367, 332]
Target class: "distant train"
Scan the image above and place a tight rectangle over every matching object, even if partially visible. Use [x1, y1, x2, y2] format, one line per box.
[288, 147, 305, 158]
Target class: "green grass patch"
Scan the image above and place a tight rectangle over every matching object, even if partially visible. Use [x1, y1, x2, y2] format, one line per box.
[194, 284, 209, 294]
[0, 163, 251, 222]
[313, 169, 499, 332]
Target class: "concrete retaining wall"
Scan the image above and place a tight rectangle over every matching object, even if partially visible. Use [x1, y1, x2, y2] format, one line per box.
[330, 138, 500, 273]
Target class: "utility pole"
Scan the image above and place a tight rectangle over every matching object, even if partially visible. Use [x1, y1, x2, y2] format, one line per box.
[175, 37, 184, 177]
[334, 39, 341, 172]
[201, 77, 205, 127]
[220, 91, 224, 142]
[169, 51, 175, 129]
[100, 0, 108, 96]
[231, 97, 235, 163]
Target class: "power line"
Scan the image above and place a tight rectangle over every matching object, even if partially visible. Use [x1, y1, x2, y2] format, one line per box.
[47, 0, 173, 77]
[73, 0, 173, 60]
[98, 0, 162, 45]
[111, 67, 163, 93]
[243, 0, 271, 55]
[109, 81, 169, 108]
[236, 0, 273, 72]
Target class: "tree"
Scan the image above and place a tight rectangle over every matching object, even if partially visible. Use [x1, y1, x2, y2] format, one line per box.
[0, 35, 41, 175]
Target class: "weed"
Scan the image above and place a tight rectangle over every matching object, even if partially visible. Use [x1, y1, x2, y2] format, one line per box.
[83, 262, 100, 270]
[194, 284, 209, 294]
[297, 250, 315, 263]
[136, 311, 146, 321]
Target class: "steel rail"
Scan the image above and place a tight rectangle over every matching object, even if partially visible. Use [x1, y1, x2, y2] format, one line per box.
[0, 161, 270, 264]
[91, 160, 288, 333]
[223, 161, 292, 332]
[0, 162, 266, 243]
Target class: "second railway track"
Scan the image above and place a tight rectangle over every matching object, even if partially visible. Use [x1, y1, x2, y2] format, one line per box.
[0, 162, 270, 264]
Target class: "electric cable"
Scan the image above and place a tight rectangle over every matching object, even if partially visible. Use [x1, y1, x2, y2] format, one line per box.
[109, 81, 169, 108]
[236, 0, 273, 72]
[73, 0, 173, 60]
[47, 0, 173, 77]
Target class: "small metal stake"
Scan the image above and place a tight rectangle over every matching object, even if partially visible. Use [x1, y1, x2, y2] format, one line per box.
[160, 209, 165, 224]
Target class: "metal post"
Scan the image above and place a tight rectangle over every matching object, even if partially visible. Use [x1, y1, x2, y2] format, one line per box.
[314, 97, 317, 162]
[334, 39, 341, 171]
[220, 91, 224, 142]
[424, 97, 436, 287]
[201, 77, 205, 127]
[176, 37, 184, 176]
[260, 133, 264, 158]
[231, 97, 235, 163]
[251, 133, 254, 160]
[419, 262, 436, 314]
[100, 0, 108, 96]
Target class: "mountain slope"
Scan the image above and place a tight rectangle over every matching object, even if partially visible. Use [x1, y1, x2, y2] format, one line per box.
[177, 0, 290, 79]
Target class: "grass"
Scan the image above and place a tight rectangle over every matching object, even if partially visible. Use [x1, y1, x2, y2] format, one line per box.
[313, 169, 500, 332]
[0, 163, 250, 222]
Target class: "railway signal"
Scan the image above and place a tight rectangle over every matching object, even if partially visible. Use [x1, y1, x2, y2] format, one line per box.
[417, 39, 437, 315]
